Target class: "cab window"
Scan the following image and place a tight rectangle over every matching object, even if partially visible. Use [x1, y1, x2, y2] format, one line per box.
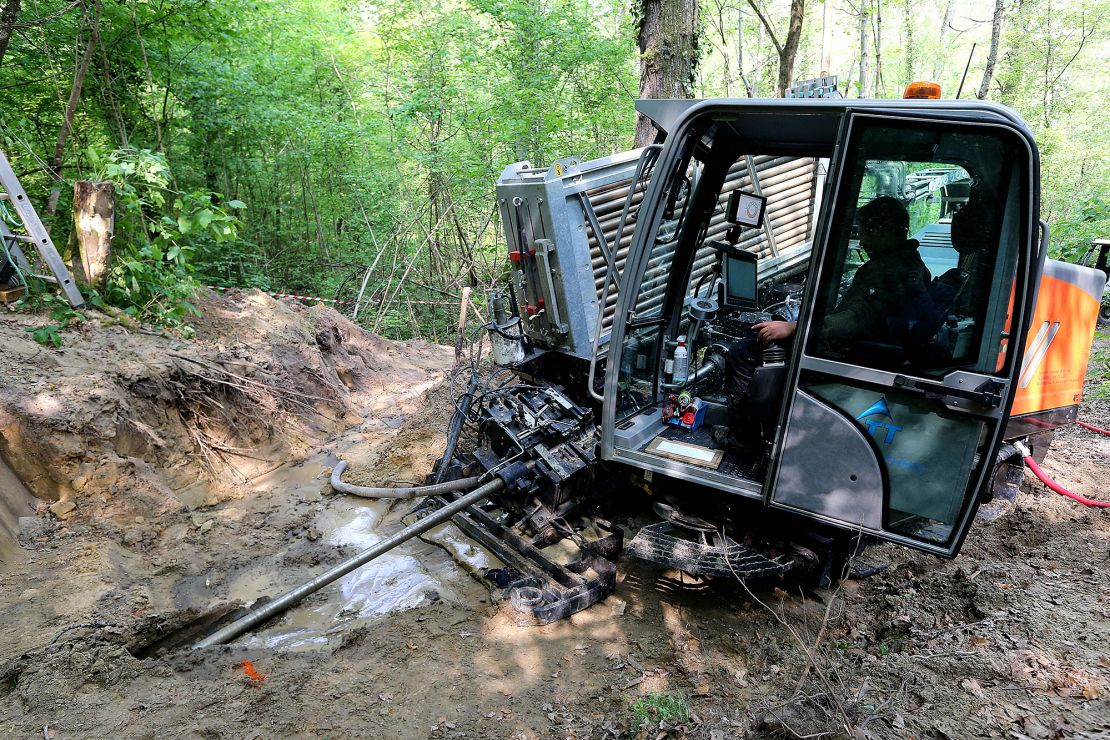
[806, 123, 1024, 378]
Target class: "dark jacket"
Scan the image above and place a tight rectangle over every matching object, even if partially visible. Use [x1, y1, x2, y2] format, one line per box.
[822, 240, 933, 348]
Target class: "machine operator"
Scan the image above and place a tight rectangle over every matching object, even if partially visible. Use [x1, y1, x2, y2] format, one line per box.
[713, 196, 933, 451]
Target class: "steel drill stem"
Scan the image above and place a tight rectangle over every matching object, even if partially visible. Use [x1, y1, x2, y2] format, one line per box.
[192, 478, 505, 649]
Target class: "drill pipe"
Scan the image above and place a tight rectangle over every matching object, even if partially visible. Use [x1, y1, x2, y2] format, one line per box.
[192, 478, 505, 649]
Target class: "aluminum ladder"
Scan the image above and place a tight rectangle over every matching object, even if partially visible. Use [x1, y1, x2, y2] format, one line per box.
[0, 148, 84, 307]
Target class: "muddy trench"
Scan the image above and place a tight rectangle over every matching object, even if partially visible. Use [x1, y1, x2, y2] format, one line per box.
[0, 456, 36, 563]
[0, 301, 1107, 739]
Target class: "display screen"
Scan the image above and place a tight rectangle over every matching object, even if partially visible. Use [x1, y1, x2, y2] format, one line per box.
[734, 192, 766, 227]
[726, 190, 767, 228]
[725, 255, 757, 306]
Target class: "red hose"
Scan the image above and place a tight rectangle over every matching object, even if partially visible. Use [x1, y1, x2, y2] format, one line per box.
[1021, 454, 1110, 508]
[1008, 422, 1110, 509]
[1076, 420, 1110, 436]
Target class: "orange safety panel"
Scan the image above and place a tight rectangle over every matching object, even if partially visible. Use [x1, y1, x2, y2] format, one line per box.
[1011, 261, 1104, 417]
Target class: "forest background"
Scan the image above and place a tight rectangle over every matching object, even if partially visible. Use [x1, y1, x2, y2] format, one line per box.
[0, 0, 1105, 339]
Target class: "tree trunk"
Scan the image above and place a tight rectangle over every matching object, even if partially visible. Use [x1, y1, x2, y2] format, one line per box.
[737, 9, 756, 96]
[903, 0, 914, 83]
[713, 0, 732, 96]
[775, 0, 805, 97]
[73, 181, 114, 289]
[0, 0, 20, 70]
[46, 23, 97, 216]
[932, 0, 953, 79]
[635, 0, 700, 146]
[744, 0, 805, 97]
[820, 0, 832, 75]
[873, 0, 883, 95]
[977, 0, 1004, 99]
[859, 0, 870, 97]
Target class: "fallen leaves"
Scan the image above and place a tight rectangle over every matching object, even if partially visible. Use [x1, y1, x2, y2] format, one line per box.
[1008, 650, 1103, 699]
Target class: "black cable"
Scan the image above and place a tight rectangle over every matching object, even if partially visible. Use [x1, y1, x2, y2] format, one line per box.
[481, 320, 525, 341]
[432, 365, 481, 484]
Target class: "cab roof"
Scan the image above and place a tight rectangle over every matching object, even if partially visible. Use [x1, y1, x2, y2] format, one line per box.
[635, 98, 1036, 156]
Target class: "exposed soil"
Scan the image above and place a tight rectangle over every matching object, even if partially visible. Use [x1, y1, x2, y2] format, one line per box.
[0, 300, 1106, 739]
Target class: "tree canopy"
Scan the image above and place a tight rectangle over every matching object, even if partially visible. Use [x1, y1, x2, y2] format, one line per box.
[1, 0, 1105, 336]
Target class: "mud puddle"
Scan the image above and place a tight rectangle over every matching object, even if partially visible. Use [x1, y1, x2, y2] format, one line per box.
[217, 444, 491, 652]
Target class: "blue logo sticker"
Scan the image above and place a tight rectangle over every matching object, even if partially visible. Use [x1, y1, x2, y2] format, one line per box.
[855, 397, 903, 445]
[856, 396, 925, 473]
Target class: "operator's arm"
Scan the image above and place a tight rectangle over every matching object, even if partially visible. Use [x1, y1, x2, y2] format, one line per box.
[822, 257, 930, 346]
[821, 261, 900, 345]
[822, 295, 881, 344]
[753, 321, 796, 344]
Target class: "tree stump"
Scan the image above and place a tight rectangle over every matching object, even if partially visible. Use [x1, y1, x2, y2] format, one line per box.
[73, 180, 114, 290]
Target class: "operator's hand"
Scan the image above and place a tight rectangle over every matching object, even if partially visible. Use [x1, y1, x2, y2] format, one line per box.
[753, 320, 796, 344]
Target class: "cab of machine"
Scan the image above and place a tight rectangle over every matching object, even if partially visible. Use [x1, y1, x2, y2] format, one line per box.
[600, 99, 1041, 557]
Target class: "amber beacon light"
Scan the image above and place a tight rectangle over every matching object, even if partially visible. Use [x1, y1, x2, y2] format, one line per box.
[903, 81, 943, 99]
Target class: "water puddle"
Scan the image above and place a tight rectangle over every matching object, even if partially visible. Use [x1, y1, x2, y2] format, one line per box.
[237, 453, 492, 651]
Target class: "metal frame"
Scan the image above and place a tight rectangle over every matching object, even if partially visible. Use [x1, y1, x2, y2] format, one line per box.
[767, 111, 1037, 557]
[0, 149, 84, 307]
[497, 150, 647, 360]
[600, 98, 1041, 557]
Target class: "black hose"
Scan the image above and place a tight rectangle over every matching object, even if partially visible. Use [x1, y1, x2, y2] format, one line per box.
[432, 366, 481, 484]
[482, 321, 525, 341]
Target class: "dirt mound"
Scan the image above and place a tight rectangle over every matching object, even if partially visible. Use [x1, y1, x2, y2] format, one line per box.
[0, 302, 1106, 738]
[0, 288, 452, 551]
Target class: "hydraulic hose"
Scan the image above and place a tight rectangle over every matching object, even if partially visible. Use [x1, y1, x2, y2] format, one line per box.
[432, 367, 480, 485]
[193, 477, 505, 649]
[1076, 420, 1110, 437]
[1013, 441, 1110, 509]
[330, 460, 482, 499]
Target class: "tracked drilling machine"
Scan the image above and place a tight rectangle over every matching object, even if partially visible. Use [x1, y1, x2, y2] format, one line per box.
[338, 88, 1107, 624]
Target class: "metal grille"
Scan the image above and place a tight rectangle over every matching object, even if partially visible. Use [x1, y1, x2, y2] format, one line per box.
[585, 155, 818, 332]
[625, 521, 797, 579]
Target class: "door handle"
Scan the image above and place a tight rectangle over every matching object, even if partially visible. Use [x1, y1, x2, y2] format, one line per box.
[892, 375, 1005, 409]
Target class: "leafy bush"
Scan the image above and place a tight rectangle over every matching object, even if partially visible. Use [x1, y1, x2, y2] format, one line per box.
[1050, 195, 1108, 263]
[88, 148, 246, 327]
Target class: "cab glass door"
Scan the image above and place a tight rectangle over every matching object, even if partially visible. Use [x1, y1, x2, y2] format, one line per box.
[769, 113, 1034, 556]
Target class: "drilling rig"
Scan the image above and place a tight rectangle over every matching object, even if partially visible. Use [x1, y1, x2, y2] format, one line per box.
[345, 92, 1106, 623]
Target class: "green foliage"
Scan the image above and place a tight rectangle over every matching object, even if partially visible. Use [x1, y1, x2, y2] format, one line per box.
[86, 148, 245, 327]
[0, 0, 638, 339]
[18, 284, 91, 348]
[26, 323, 62, 348]
[629, 692, 690, 731]
[1049, 196, 1108, 263]
[0, 0, 1103, 342]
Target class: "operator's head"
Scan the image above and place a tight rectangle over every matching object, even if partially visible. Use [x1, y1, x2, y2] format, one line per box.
[951, 191, 997, 255]
[857, 196, 910, 255]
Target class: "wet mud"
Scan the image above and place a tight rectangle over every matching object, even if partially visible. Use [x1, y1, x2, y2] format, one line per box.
[0, 302, 1106, 738]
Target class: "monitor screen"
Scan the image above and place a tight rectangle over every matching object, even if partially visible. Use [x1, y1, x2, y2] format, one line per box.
[724, 254, 758, 307]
